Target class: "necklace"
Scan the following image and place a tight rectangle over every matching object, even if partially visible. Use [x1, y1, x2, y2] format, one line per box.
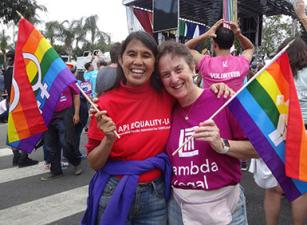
[183, 103, 194, 121]
[181, 88, 203, 121]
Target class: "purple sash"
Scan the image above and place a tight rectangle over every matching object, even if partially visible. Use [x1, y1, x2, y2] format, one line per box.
[81, 152, 171, 225]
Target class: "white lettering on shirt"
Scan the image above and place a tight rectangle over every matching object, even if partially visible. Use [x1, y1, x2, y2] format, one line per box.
[209, 71, 240, 80]
[178, 128, 199, 157]
[117, 118, 170, 136]
[172, 159, 219, 190]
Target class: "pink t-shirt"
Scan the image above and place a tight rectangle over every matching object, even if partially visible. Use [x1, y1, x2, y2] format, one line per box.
[55, 83, 79, 112]
[166, 89, 245, 191]
[198, 55, 250, 91]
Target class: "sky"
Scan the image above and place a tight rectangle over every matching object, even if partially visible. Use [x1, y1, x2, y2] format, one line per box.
[36, 0, 129, 43]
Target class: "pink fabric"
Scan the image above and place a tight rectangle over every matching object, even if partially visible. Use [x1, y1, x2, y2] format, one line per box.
[198, 55, 249, 91]
[166, 90, 245, 190]
[54, 83, 79, 112]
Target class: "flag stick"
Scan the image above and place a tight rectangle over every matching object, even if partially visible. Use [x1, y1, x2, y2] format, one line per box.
[172, 39, 294, 156]
[76, 83, 120, 139]
[16, 11, 24, 19]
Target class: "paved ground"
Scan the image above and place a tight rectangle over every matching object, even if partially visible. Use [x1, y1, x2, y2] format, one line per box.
[0, 122, 306, 225]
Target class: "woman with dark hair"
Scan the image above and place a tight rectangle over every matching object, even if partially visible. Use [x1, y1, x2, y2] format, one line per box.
[82, 31, 174, 225]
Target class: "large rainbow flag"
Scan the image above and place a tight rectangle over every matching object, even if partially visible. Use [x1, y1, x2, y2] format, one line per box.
[7, 18, 76, 152]
[228, 52, 307, 201]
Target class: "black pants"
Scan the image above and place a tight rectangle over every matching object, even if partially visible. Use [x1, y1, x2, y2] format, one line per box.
[44, 111, 81, 175]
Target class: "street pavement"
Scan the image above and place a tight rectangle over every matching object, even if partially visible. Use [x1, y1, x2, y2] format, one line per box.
[0, 122, 306, 225]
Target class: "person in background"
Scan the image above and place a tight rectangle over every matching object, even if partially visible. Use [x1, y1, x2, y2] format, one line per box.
[95, 42, 121, 96]
[68, 63, 89, 159]
[96, 59, 107, 70]
[4, 49, 38, 167]
[157, 41, 258, 225]
[294, 0, 307, 38]
[41, 77, 81, 180]
[185, 19, 254, 92]
[83, 62, 98, 98]
[0, 69, 6, 123]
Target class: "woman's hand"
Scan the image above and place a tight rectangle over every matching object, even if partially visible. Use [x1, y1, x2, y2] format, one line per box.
[210, 82, 235, 98]
[96, 110, 117, 141]
[193, 119, 224, 153]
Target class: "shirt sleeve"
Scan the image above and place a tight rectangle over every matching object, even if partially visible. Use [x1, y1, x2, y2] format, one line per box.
[69, 82, 80, 95]
[83, 72, 90, 81]
[238, 55, 250, 78]
[197, 55, 210, 76]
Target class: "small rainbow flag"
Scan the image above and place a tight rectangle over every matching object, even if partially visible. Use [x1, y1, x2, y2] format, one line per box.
[7, 18, 76, 152]
[223, 0, 237, 23]
[228, 52, 307, 201]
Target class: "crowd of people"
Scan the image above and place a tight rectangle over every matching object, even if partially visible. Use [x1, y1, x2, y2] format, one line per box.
[1, 0, 307, 224]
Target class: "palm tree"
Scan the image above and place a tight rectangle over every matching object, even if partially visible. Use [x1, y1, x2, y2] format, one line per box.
[44, 21, 61, 46]
[84, 15, 100, 45]
[0, 29, 11, 69]
[71, 17, 87, 49]
[57, 20, 77, 61]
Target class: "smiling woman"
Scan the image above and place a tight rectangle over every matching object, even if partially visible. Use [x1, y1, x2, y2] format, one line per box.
[157, 41, 257, 225]
[118, 39, 155, 86]
[82, 31, 175, 225]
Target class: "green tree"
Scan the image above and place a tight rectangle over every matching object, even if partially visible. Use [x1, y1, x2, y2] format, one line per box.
[260, 15, 295, 57]
[44, 21, 61, 46]
[0, 0, 46, 24]
[72, 17, 87, 49]
[0, 29, 11, 69]
[84, 15, 100, 45]
[57, 20, 77, 60]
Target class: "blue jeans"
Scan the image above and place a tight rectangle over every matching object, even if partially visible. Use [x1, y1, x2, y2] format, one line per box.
[168, 186, 248, 225]
[97, 176, 167, 225]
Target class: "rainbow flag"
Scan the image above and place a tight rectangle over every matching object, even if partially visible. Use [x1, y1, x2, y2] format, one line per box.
[7, 18, 76, 152]
[228, 53, 307, 201]
[223, 0, 237, 23]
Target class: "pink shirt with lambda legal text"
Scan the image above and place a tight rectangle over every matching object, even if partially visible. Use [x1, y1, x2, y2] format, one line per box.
[166, 89, 246, 191]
